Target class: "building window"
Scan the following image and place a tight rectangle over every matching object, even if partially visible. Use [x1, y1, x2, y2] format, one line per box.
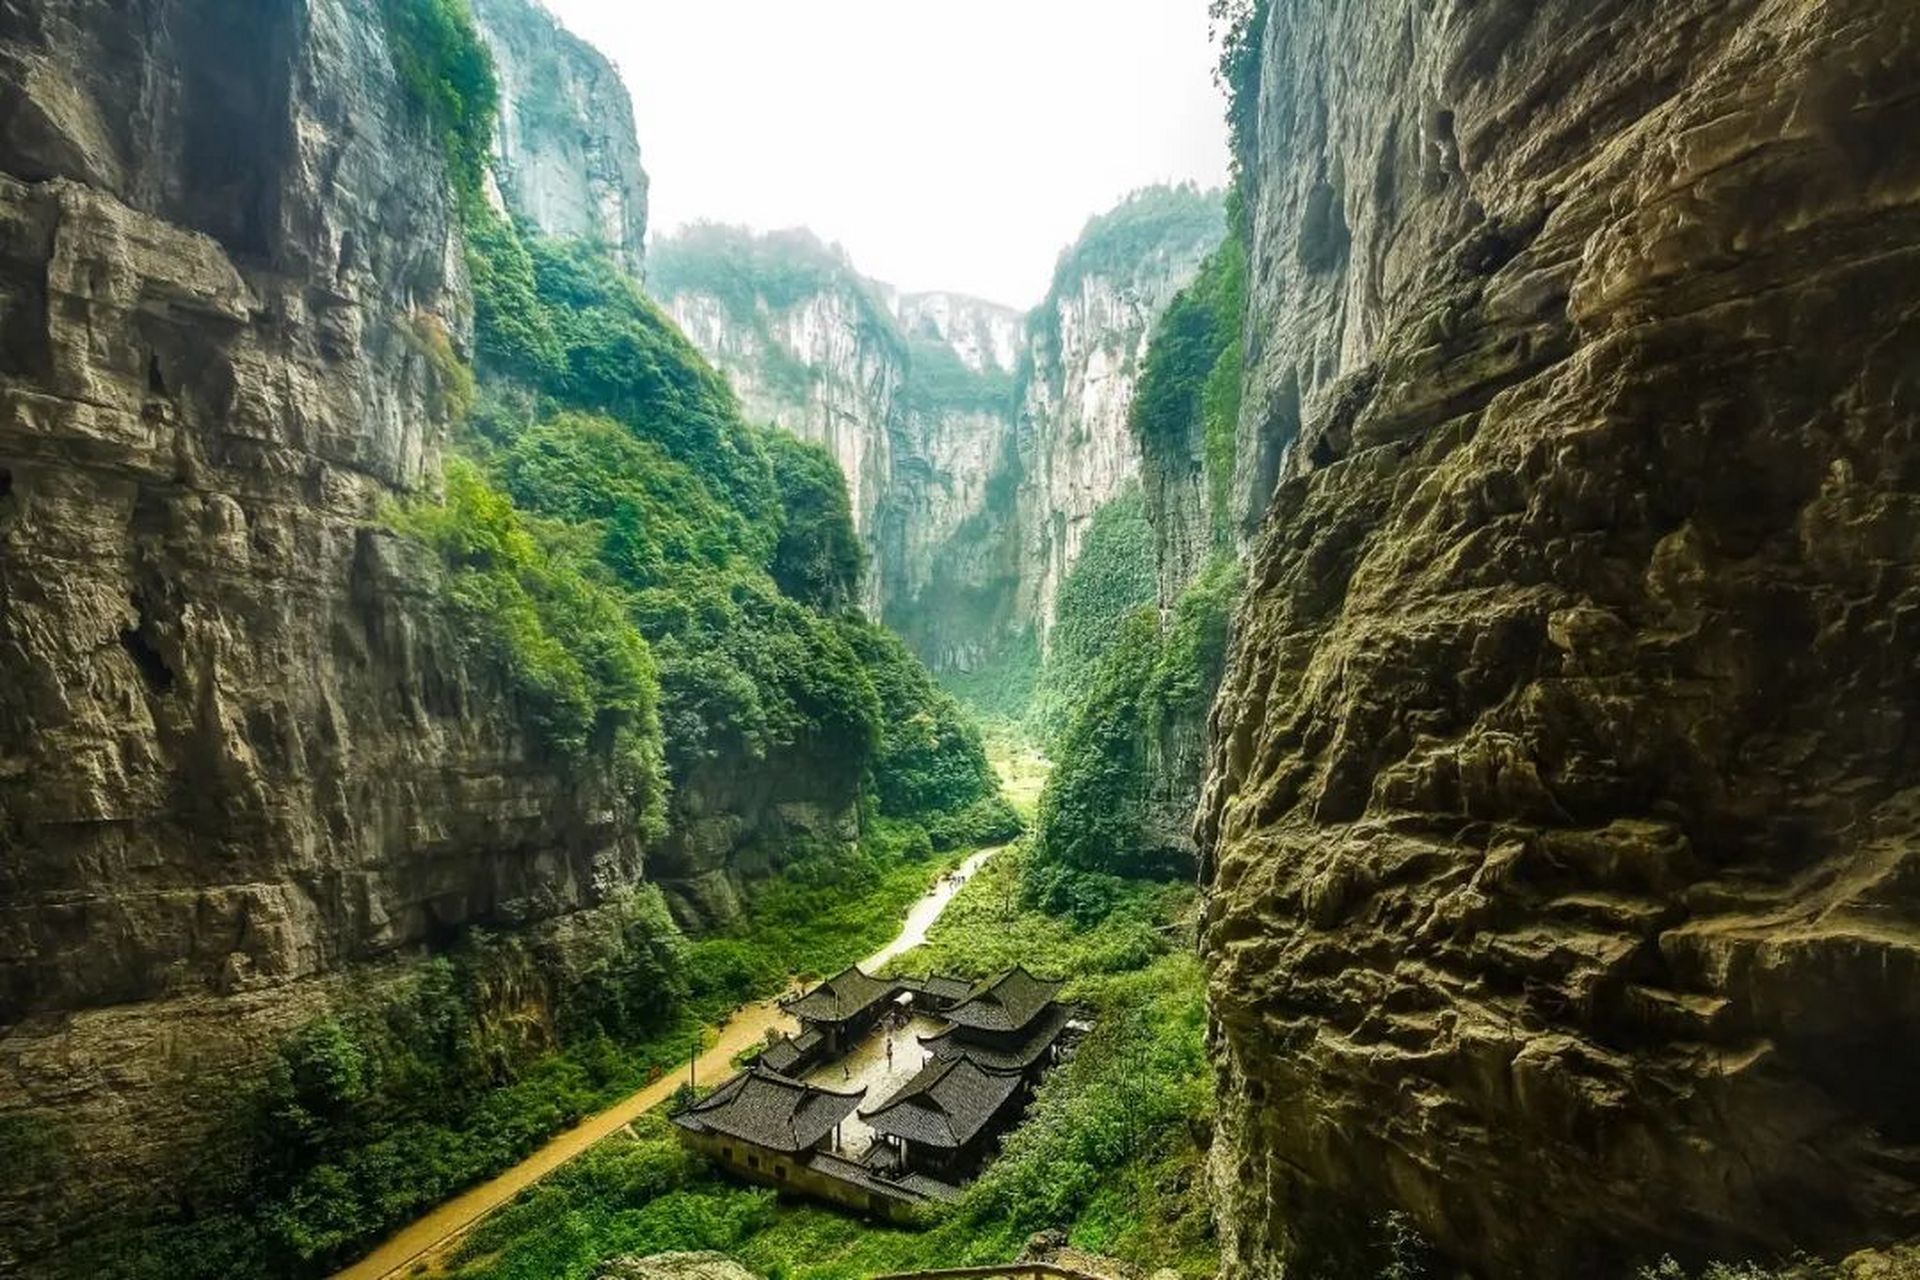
[748, 1153, 760, 1170]
[775, 1164, 788, 1181]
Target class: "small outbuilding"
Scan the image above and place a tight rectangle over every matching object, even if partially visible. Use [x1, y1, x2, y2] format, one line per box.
[781, 965, 895, 1055]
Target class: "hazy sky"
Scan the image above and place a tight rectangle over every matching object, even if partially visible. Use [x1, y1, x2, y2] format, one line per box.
[541, 0, 1231, 309]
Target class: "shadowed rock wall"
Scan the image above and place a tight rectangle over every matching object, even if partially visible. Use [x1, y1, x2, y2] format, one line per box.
[1201, 0, 1920, 1274]
[0, 0, 645, 1256]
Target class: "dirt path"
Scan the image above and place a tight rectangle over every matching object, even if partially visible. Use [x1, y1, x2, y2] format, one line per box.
[333, 846, 1002, 1280]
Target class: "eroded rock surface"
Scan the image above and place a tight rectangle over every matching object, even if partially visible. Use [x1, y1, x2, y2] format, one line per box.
[0, 0, 644, 1256]
[1201, 0, 1920, 1275]
[473, 0, 649, 275]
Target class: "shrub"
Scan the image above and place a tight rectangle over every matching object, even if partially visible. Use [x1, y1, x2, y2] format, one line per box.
[377, 0, 498, 202]
[392, 459, 667, 824]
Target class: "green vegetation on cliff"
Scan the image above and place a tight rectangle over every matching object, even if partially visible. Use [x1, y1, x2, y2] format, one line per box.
[1031, 486, 1158, 744]
[1132, 232, 1249, 544]
[378, 0, 499, 200]
[1029, 556, 1242, 914]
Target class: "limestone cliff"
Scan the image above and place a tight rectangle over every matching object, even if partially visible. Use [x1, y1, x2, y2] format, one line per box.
[1200, 1, 1920, 1275]
[0, 0, 644, 1257]
[651, 193, 1220, 671]
[1016, 189, 1224, 642]
[472, 0, 649, 275]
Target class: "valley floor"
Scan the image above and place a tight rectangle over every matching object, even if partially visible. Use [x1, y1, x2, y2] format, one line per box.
[433, 854, 1213, 1280]
[334, 849, 1008, 1280]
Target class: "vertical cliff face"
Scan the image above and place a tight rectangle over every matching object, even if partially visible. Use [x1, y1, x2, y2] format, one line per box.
[654, 229, 909, 617]
[652, 194, 1220, 671]
[471, 0, 649, 276]
[897, 290, 1025, 375]
[1201, 1, 1920, 1275]
[1016, 191, 1223, 642]
[0, 0, 645, 1252]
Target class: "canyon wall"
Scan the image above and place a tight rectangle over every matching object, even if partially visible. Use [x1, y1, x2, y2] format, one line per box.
[0, 0, 655, 1258]
[652, 193, 1220, 671]
[1200, 1, 1920, 1276]
[472, 0, 649, 275]
[1014, 195, 1223, 641]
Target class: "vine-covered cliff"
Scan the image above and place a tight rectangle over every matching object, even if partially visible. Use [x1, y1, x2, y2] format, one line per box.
[0, 0, 647, 1255]
[0, 2, 1008, 1272]
[1201, 1, 1920, 1275]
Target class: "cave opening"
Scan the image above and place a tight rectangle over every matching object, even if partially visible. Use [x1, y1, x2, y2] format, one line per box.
[121, 608, 177, 694]
[148, 353, 168, 397]
[0, 467, 12, 501]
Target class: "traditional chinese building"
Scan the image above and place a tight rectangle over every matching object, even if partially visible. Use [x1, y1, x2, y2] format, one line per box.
[670, 1064, 944, 1220]
[861, 1054, 1026, 1181]
[779, 965, 895, 1056]
[919, 965, 1070, 1080]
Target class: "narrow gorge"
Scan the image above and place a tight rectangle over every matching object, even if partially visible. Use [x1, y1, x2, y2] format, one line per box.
[1, 2, 1917, 1280]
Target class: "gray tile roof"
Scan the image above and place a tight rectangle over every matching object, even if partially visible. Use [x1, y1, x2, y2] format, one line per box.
[804, 1150, 929, 1204]
[757, 1026, 825, 1075]
[923, 1001, 1070, 1072]
[782, 965, 895, 1024]
[861, 1055, 1022, 1150]
[940, 965, 1063, 1033]
[916, 974, 974, 1004]
[672, 1065, 864, 1153]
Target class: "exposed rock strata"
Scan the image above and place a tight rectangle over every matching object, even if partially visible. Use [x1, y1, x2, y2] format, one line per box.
[472, 0, 649, 275]
[0, 0, 645, 1256]
[1201, 1, 1920, 1275]
[1016, 236, 1218, 641]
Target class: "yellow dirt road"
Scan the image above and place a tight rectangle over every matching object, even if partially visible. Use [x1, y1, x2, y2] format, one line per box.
[332, 846, 1001, 1280]
[331, 995, 796, 1280]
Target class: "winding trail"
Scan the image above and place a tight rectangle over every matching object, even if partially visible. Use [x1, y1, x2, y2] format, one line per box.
[332, 846, 1002, 1280]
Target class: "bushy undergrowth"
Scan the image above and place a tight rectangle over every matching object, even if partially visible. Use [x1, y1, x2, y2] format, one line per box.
[1029, 555, 1243, 911]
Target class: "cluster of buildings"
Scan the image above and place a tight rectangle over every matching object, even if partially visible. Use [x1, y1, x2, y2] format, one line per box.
[671, 964, 1078, 1218]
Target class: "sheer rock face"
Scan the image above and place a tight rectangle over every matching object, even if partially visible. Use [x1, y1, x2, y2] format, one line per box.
[1017, 247, 1214, 643]
[472, 0, 649, 276]
[657, 260, 1027, 641]
[657, 227, 1213, 672]
[0, 0, 643, 1253]
[666, 281, 910, 617]
[1200, 1, 1920, 1275]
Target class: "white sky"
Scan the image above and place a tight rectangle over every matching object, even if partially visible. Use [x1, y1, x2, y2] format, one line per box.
[540, 0, 1231, 309]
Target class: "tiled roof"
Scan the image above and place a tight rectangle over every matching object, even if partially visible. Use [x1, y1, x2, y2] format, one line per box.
[672, 1065, 863, 1154]
[757, 1026, 825, 1075]
[861, 1055, 1022, 1150]
[923, 1001, 1070, 1072]
[782, 965, 895, 1024]
[940, 965, 1063, 1033]
[895, 1171, 963, 1202]
[805, 1150, 928, 1204]
[916, 974, 974, 1004]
